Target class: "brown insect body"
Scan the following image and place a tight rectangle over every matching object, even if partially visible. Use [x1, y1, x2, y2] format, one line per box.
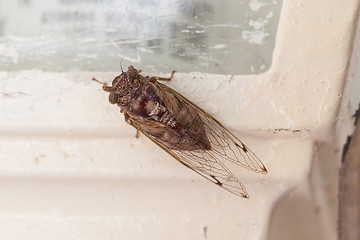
[94, 66, 267, 198]
[108, 66, 210, 151]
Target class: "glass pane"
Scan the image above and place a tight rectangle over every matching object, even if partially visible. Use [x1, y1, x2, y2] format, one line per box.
[0, 0, 282, 74]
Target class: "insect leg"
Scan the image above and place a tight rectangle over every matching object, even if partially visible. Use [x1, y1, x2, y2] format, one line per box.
[153, 71, 176, 81]
[124, 113, 140, 139]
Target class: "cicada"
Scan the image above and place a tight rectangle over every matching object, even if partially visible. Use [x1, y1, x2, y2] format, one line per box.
[93, 66, 267, 198]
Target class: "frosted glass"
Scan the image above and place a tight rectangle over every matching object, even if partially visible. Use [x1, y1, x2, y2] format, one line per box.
[0, 0, 281, 74]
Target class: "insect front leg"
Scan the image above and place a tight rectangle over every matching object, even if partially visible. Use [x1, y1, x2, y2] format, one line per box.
[124, 113, 140, 138]
[152, 71, 176, 82]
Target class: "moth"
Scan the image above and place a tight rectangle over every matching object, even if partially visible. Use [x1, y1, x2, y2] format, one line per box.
[93, 66, 267, 198]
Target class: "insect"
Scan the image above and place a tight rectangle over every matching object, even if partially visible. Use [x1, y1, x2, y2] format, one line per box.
[92, 66, 267, 198]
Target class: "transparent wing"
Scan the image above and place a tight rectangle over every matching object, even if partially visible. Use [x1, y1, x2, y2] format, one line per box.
[157, 83, 267, 174]
[129, 82, 267, 198]
[131, 120, 250, 197]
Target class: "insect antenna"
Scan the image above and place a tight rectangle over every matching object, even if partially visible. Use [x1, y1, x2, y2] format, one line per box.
[92, 77, 113, 92]
[92, 77, 106, 85]
[120, 59, 124, 73]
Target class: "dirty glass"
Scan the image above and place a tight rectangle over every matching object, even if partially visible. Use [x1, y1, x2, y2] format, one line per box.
[0, 0, 282, 74]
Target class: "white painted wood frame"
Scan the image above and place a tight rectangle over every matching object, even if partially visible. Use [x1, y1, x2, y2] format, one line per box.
[0, 1, 359, 239]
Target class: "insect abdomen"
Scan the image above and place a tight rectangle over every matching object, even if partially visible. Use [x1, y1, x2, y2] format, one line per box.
[129, 83, 211, 151]
[144, 98, 180, 130]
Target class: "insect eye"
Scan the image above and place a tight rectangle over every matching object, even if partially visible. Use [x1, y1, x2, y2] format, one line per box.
[108, 93, 118, 104]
